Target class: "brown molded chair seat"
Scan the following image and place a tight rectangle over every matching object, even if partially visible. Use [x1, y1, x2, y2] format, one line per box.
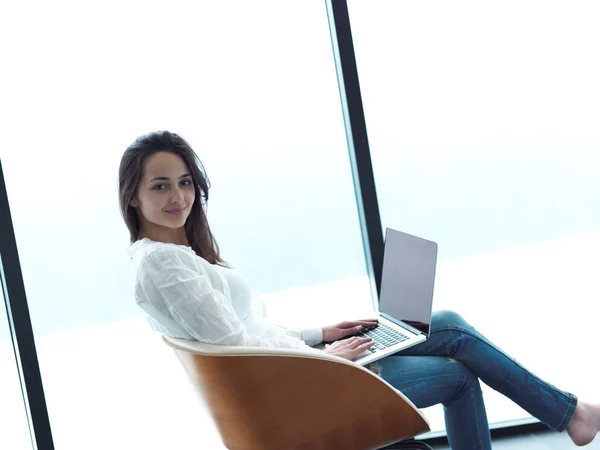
[163, 336, 431, 450]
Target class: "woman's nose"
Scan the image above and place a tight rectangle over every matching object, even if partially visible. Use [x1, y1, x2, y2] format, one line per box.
[170, 187, 184, 203]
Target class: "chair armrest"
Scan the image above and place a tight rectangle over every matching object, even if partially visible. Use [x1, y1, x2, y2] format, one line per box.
[164, 335, 334, 358]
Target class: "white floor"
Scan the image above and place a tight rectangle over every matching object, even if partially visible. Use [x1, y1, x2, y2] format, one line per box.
[431, 429, 600, 450]
[2, 231, 599, 449]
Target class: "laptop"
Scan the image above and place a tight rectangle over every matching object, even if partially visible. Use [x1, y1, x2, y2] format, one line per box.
[319, 228, 438, 366]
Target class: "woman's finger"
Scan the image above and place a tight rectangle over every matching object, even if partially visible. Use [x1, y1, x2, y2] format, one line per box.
[352, 340, 374, 357]
[350, 337, 372, 348]
[348, 325, 364, 334]
[350, 320, 378, 328]
[345, 319, 377, 327]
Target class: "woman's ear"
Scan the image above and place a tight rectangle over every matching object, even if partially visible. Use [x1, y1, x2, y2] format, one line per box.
[130, 198, 139, 208]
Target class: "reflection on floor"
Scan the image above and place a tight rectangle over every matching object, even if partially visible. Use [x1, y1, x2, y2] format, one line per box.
[430, 429, 600, 450]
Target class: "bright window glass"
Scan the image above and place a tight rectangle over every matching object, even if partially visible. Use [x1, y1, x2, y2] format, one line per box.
[349, 0, 600, 432]
[1, 1, 371, 448]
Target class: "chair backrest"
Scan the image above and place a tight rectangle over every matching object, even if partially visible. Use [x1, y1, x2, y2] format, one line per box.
[164, 337, 430, 450]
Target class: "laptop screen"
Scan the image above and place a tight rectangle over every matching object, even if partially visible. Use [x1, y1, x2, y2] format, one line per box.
[379, 228, 438, 336]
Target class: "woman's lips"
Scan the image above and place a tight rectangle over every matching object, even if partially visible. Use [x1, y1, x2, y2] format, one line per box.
[166, 208, 185, 216]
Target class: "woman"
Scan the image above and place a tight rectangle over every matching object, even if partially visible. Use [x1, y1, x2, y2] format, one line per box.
[119, 130, 599, 449]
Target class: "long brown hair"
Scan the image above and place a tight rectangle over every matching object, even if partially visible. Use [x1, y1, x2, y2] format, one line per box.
[118, 131, 226, 265]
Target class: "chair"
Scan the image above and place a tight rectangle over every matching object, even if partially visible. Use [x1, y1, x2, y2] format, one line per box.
[163, 336, 433, 450]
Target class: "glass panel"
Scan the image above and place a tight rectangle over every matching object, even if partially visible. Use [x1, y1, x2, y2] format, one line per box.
[0, 272, 33, 449]
[1, 1, 369, 448]
[349, 0, 600, 432]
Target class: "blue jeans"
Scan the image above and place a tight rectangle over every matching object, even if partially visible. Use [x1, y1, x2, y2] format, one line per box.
[377, 310, 577, 450]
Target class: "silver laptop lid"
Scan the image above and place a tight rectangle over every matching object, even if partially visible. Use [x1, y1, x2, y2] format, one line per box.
[379, 228, 438, 336]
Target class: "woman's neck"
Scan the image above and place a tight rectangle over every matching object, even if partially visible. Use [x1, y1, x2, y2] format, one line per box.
[139, 225, 188, 246]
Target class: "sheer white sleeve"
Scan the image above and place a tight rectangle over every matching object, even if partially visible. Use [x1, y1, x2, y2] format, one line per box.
[250, 291, 323, 346]
[137, 248, 321, 352]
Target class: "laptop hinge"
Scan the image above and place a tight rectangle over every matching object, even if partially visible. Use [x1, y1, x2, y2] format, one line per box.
[381, 312, 424, 336]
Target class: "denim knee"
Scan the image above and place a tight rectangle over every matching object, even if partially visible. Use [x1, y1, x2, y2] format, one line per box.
[432, 309, 471, 330]
[441, 359, 482, 405]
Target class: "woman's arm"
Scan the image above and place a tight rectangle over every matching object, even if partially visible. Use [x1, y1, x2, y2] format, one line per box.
[138, 248, 320, 351]
[250, 294, 323, 346]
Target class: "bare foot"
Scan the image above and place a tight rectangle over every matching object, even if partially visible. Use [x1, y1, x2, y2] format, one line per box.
[567, 402, 600, 446]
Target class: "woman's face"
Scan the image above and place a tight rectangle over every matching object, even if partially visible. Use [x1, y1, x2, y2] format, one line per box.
[131, 152, 196, 237]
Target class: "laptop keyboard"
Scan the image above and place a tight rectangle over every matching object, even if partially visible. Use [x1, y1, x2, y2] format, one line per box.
[357, 322, 410, 353]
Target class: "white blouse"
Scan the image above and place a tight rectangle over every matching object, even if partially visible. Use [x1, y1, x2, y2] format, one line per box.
[127, 238, 323, 352]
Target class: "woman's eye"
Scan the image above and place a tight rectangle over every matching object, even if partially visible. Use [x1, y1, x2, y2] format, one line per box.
[181, 179, 192, 186]
[153, 184, 167, 191]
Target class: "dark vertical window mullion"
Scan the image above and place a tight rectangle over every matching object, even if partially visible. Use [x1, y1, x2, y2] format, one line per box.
[325, 0, 384, 303]
[0, 160, 55, 450]
[324, 3, 550, 444]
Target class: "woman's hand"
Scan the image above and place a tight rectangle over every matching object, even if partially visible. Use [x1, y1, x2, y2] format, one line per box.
[322, 319, 379, 342]
[323, 336, 374, 360]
